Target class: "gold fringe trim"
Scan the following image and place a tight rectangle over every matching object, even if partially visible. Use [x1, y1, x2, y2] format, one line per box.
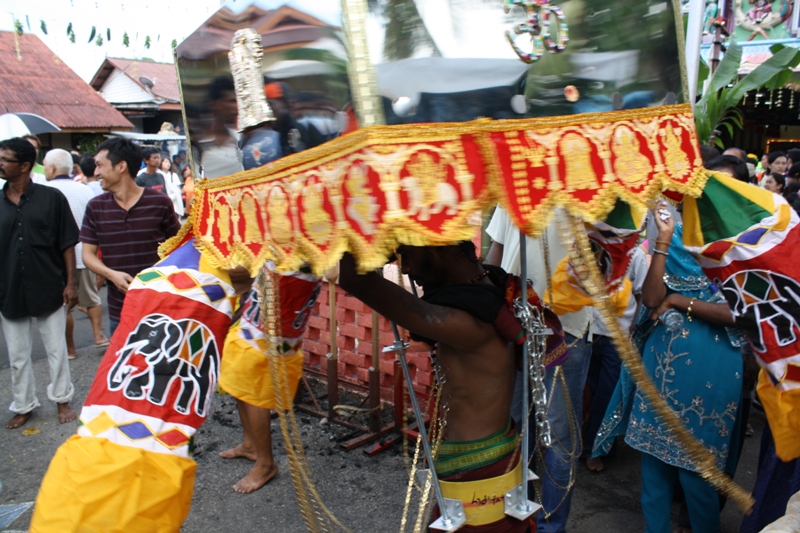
[188, 105, 706, 275]
[562, 215, 754, 513]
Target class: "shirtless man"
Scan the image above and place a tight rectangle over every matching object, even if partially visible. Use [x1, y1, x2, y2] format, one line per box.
[339, 243, 532, 532]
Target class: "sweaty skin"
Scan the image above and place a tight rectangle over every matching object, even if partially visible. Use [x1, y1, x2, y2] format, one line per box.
[338, 249, 515, 442]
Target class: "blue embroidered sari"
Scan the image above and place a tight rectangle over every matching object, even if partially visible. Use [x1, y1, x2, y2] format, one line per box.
[592, 226, 743, 471]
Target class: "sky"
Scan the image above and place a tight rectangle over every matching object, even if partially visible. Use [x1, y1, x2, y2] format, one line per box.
[0, 0, 222, 81]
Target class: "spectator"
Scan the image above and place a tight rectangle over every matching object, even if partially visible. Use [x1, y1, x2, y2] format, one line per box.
[758, 151, 787, 185]
[159, 156, 185, 218]
[0, 137, 78, 429]
[42, 148, 109, 356]
[135, 147, 168, 195]
[80, 138, 180, 336]
[70, 153, 84, 182]
[764, 172, 786, 195]
[182, 164, 195, 215]
[723, 147, 747, 161]
[22, 134, 46, 183]
[787, 162, 800, 186]
[786, 148, 800, 169]
[79, 155, 103, 197]
[699, 145, 720, 165]
[705, 155, 750, 183]
[782, 182, 800, 215]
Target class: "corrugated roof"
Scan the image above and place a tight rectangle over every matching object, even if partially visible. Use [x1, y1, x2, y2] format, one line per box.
[0, 32, 133, 130]
[91, 57, 180, 103]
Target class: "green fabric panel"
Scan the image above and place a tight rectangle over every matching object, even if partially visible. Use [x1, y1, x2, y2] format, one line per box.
[696, 177, 772, 242]
[604, 200, 636, 230]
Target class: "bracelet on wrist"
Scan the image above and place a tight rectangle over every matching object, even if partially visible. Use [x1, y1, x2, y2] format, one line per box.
[655, 240, 671, 246]
[653, 249, 669, 257]
[686, 297, 697, 322]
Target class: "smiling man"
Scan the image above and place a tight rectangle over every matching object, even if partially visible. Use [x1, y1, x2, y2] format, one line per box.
[0, 138, 79, 429]
[80, 137, 180, 337]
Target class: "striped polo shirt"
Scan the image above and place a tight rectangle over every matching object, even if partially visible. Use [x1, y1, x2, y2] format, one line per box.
[80, 188, 180, 322]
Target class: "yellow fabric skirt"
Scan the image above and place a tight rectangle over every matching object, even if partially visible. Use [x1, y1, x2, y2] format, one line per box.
[219, 331, 303, 410]
[30, 436, 195, 533]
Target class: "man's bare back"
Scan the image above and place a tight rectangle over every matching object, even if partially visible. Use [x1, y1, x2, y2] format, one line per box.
[338, 245, 516, 442]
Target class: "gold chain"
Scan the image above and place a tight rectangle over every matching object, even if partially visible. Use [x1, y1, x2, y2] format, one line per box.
[558, 215, 754, 512]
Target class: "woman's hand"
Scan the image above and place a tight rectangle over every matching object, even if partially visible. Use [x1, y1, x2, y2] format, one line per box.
[652, 199, 676, 242]
[648, 293, 685, 321]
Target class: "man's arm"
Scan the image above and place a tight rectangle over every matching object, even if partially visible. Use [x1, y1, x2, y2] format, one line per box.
[338, 254, 492, 351]
[82, 243, 133, 294]
[485, 241, 504, 267]
[62, 247, 78, 309]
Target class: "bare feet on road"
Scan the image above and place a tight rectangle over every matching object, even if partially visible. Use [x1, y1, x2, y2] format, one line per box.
[58, 403, 77, 424]
[233, 462, 277, 494]
[586, 457, 605, 472]
[219, 444, 257, 461]
[6, 412, 31, 429]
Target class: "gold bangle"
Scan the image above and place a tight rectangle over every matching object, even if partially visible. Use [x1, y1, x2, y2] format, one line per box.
[686, 297, 697, 322]
[655, 240, 671, 246]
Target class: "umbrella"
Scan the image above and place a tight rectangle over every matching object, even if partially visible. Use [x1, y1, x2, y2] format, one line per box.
[0, 113, 61, 141]
[14, 113, 61, 134]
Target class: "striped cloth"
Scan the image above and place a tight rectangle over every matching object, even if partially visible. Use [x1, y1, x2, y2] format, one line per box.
[683, 173, 800, 461]
[79, 188, 180, 322]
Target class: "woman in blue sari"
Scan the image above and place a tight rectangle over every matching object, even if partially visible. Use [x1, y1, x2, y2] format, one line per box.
[592, 200, 743, 533]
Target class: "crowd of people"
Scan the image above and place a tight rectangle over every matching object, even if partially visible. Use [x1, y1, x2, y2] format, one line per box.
[1, 129, 799, 533]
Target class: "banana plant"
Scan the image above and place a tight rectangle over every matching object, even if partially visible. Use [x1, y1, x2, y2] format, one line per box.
[695, 41, 800, 148]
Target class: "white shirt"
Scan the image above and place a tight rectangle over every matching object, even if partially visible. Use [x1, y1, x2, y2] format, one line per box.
[590, 245, 648, 337]
[43, 177, 94, 270]
[486, 206, 593, 339]
[137, 168, 184, 216]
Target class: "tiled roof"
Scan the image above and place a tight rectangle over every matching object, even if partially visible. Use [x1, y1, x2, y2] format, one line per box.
[90, 57, 180, 103]
[0, 32, 133, 130]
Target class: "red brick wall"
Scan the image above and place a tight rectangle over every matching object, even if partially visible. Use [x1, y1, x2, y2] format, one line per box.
[302, 283, 432, 402]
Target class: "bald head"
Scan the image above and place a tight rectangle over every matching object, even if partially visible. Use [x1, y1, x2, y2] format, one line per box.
[723, 147, 747, 162]
[43, 148, 74, 180]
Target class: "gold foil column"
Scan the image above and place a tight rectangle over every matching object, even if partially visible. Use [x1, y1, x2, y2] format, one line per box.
[342, 0, 386, 127]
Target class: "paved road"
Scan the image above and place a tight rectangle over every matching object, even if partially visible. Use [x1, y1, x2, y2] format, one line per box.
[0, 303, 763, 532]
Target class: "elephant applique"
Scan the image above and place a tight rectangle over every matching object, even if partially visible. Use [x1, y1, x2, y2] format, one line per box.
[108, 314, 219, 417]
[721, 270, 800, 353]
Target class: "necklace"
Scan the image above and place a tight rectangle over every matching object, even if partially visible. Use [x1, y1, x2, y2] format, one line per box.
[470, 269, 490, 284]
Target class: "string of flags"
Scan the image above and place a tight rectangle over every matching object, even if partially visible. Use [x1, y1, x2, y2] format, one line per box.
[13, 17, 169, 50]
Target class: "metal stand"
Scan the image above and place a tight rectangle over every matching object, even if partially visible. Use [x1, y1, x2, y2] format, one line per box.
[385, 322, 466, 532]
[504, 233, 543, 522]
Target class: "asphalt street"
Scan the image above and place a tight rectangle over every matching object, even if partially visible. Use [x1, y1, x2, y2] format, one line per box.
[0, 296, 763, 532]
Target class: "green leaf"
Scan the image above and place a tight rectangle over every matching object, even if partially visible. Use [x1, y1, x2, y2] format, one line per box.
[40, 20, 47, 35]
[697, 57, 710, 95]
[144, 35, 151, 49]
[701, 40, 743, 104]
[87, 26, 96, 44]
[122, 32, 130, 47]
[66, 22, 72, 36]
[107, 28, 111, 41]
[713, 136, 725, 149]
[171, 39, 177, 49]
[96, 35, 103, 47]
[728, 46, 800, 103]
[13, 20, 23, 36]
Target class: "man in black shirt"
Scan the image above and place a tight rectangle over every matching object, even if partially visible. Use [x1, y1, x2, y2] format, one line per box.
[135, 147, 167, 195]
[0, 137, 79, 429]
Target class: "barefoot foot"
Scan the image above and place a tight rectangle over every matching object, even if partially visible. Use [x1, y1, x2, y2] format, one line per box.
[57, 403, 77, 424]
[6, 412, 32, 429]
[219, 444, 257, 461]
[586, 457, 605, 472]
[233, 463, 278, 494]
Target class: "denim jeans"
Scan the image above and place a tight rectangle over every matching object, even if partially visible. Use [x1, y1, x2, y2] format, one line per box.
[512, 332, 592, 533]
[109, 318, 119, 338]
[584, 335, 622, 454]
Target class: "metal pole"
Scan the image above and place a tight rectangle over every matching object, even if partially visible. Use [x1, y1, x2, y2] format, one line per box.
[369, 310, 381, 433]
[517, 233, 532, 514]
[327, 280, 339, 420]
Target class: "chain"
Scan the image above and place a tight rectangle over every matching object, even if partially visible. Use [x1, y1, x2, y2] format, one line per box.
[513, 288, 552, 447]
